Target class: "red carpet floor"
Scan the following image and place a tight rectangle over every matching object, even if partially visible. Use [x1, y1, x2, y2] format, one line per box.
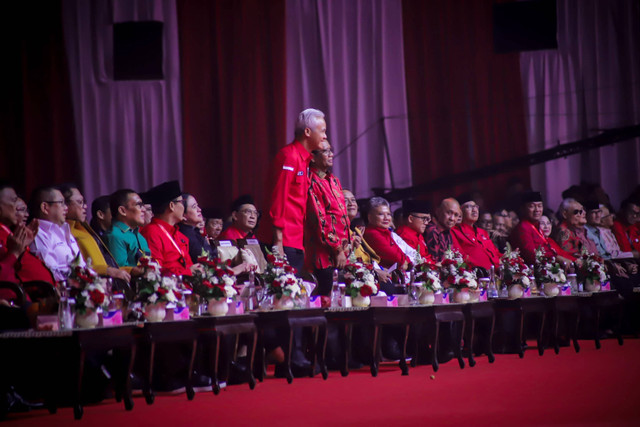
[6, 338, 640, 426]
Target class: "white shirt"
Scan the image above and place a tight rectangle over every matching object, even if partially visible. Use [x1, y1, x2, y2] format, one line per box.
[30, 219, 86, 281]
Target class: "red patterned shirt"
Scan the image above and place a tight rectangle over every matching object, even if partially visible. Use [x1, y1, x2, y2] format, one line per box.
[304, 168, 350, 270]
[556, 223, 598, 258]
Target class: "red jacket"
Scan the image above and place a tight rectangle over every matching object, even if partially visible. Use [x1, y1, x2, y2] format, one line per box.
[451, 223, 501, 270]
[395, 225, 430, 261]
[611, 220, 640, 253]
[509, 219, 576, 264]
[363, 226, 410, 269]
[219, 224, 251, 241]
[304, 168, 350, 270]
[0, 223, 55, 285]
[258, 140, 312, 250]
[141, 218, 193, 276]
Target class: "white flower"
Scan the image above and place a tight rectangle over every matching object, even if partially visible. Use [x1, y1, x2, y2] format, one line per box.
[162, 276, 177, 288]
[222, 276, 235, 287]
[225, 285, 238, 298]
[148, 293, 158, 304]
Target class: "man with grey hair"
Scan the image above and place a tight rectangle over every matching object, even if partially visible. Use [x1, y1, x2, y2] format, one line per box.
[555, 198, 598, 258]
[259, 108, 327, 272]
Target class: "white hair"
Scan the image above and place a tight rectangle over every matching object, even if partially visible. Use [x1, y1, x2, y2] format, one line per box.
[366, 197, 389, 212]
[558, 198, 579, 215]
[294, 108, 325, 138]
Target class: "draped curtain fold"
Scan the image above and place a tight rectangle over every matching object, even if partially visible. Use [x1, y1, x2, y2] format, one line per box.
[62, 0, 183, 204]
[286, 0, 413, 200]
[177, 0, 287, 214]
[0, 0, 78, 196]
[402, 0, 530, 209]
[520, 0, 640, 210]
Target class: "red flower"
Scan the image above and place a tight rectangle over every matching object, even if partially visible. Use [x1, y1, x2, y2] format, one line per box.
[460, 278, 469, 285]
[272, 279, 281, 288]
[203, 280, 214, 289]
[197, 256, 209, 264]
[157, 288, 168, 296]
[139, 257, 150, 267]
[173, 290, 182, 300]
[447, 275, 456, 284]
[160, 268, 173, 276]
[266, 254, 276, 263]
[284, 265, 294, 273]
[89, 290, 105, 305]
[360, 285, 374, 297]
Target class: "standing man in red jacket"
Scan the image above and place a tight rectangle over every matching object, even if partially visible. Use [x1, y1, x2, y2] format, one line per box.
[259, 108, 327, 273]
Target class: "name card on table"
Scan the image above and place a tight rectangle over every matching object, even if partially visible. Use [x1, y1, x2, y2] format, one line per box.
[309, 296, 323, 308]
[602, 281, 611, 291]
[478, 289, 488, 302]
[37, 315, 59, 331]
[342, 296, 352, 308]
[101, 310, 123, 326]
[560, 285, 572, 296]
[246, 239, 259, 245]
[435, 292, 449, 305]
[523, 288, 532, 298]
[371, 295, 398, 307]
[165, 306, 190, 321]
[228, 301, 244, 315]
[219, 240, 233, 247]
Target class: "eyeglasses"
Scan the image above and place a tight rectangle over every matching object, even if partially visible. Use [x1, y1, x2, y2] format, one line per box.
[128, 201, 144, 209]
[313, 148, 333, 156]
[45, 200, 65, 205]
[239, 209, 259, 217]
[462, 204, 479, 210]
[572, 209, 585, 215]
[68, 198, 86, 207]
[171, 198, 184, 204]
[16, 207, 28, 213]
[410, 214, 431, 223]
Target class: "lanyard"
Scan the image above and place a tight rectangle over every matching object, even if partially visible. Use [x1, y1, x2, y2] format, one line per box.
[157, 223, 187, 266]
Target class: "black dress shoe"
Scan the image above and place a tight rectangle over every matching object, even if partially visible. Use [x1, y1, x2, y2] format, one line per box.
[382, 339, 402, 361]
[227, 361, 249, 385]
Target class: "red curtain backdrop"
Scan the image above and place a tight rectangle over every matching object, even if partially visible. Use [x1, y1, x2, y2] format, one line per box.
[177, 0, 287, 215]
[402, 0, 529, 209]
[0, 0, 78, 196]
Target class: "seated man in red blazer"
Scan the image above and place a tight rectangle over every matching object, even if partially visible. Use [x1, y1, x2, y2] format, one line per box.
[450, 194, 501, 273]
[395, 199, 433, 262]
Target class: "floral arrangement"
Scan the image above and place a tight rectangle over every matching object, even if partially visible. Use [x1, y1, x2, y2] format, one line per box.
[499, 243, 532, 288]
[135, 256, 184, 306]
[190, 255, 238, 301]
[534, 247, 567, 284]
[263, 253, 303, 300]
[440, 247, 478, 290]
[67, 258, 110, 314]
[343, 260, 378, 298]
[577, 249, 608, 284]
[413, 259, 442, 292]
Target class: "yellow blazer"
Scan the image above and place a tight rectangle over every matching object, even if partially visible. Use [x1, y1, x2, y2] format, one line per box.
[68, 220, 126, 274]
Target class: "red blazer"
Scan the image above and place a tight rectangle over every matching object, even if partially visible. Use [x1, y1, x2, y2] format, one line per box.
[395, 225, 430, 260]
[141, 218, 193, 276]
[450, 223, 501, 270]
[363, 226, 409, 269]
[258, 140, 312, 250]
[611, 220, 640, 253]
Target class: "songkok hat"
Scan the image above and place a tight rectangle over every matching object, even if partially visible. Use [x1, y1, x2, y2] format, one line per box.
[456, 193, 474, 206]
[521, 191, 543, 204]
[231, 194, 255, 213]
[203, 207, 223, 220]
[402, 199, 432, 214]
[583, 201, 600, 212]
[144, 180, 182, 210]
